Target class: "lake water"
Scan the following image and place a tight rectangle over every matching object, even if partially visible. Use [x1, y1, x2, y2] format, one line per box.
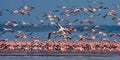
[0, 55, 120, 60]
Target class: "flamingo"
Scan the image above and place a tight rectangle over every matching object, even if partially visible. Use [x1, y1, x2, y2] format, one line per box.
[80, 19, 94, 24]
[48, 22, 71, 40]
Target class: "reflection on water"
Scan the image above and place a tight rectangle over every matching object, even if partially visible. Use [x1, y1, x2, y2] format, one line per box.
[0, 55, 120, 60]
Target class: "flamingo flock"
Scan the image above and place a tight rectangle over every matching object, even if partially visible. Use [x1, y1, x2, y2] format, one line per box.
[0, 0, 120, 54]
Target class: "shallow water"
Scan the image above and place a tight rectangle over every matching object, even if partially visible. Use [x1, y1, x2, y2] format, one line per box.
[0, 55, 120, 60]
